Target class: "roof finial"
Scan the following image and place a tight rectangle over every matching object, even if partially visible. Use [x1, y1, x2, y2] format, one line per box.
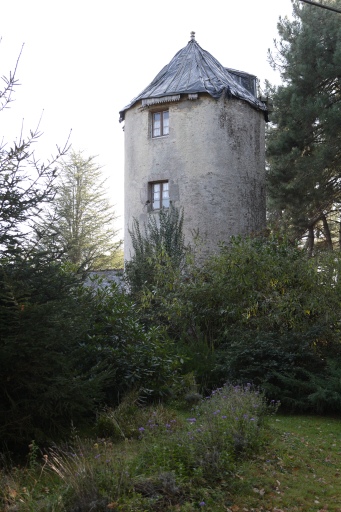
[190, 31, 196, 41]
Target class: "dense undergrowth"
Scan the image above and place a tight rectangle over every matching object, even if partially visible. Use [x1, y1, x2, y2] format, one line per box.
[0, 384, 277, 512]
[126, 221, 341, 415]
[2, 403, 341, 511]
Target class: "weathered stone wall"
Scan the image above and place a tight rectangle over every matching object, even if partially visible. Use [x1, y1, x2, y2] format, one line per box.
[124, 94, 266, 260]
[84, 269, 124, 289]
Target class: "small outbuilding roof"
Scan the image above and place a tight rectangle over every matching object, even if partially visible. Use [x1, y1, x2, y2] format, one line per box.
[119, 32, 268, 122]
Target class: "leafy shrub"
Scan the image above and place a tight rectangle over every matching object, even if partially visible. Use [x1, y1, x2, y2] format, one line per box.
[0, 257, 108, 450]
[135, 383, 276, 483]
[95, 392, 179, 441]
[137, 235, 341, 411]
[125, 205, 189, 296]
[169, 236, 341, 346]
[0, 255, 182, 453]
[85, 282, 183, 405]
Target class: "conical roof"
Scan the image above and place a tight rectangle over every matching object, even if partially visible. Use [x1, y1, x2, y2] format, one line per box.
[119, 33, 267, 122]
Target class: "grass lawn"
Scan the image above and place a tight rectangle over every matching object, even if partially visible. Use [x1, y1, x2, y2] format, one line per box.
[227, 415, 341, 512]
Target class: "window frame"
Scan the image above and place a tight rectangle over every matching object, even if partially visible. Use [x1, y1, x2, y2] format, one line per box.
[149, 180, 170, 210]
[151, 110, 169, 138]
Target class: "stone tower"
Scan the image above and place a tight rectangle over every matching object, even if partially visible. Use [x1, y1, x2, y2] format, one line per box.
[120, 33, 268, 260]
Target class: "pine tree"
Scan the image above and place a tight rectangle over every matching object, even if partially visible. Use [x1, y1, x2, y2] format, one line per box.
[266, 0, 341, 251]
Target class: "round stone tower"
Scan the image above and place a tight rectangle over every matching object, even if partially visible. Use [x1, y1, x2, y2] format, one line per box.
[120, 33, 268, 261]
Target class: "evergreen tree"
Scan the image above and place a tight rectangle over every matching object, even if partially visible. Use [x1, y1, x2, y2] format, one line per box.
[0, 47, 68, 256]
[266, 0, 341, 251]
[0, 49, 103, 448]
[37, 150, 121, 271]
[0, 258, 109, 448]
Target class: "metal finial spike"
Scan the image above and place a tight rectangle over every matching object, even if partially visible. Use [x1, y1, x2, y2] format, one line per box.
[190, 31, 195, 41]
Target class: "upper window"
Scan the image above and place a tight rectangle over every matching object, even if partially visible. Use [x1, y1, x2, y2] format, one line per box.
[152, 111, 169, 138]
[150, 181, 169, 210]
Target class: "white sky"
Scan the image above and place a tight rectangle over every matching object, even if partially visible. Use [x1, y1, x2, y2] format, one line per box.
[0, 0, 294, 237]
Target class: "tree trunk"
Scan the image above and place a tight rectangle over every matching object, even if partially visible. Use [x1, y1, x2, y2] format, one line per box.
[321, 213, 333, 250]
[306, 224, 315, 257]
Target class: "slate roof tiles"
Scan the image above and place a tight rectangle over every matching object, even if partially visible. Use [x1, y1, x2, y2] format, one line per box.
[119, 34, 267, 122]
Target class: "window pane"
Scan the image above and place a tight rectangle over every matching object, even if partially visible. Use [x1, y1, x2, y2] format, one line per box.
[152, 183, 161, 209]
[162, 182, 169, 208]
[150, 182, 169, 210]
[153, 113, 161, 137]
[163, 111, 169, 135]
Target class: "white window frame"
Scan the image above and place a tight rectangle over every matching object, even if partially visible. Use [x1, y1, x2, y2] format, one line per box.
[149, 181, 169, 210]
[152, 110, 169, 138]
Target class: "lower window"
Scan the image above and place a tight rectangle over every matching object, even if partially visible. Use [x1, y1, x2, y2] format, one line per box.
[150, 181, 169, 210]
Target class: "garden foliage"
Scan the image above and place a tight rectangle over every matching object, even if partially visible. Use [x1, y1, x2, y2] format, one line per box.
[0, 258, 181, 450]
[136, 383, 275, 484]
[136, 233, 341, 412]
[125, 204, 189, 295]
[2, 383, 272, 512]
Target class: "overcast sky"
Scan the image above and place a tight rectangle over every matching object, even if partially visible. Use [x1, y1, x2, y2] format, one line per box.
[0, 0, 295, 236]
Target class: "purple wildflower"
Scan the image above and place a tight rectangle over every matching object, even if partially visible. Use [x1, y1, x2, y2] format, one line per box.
[187, 418, 196, 423]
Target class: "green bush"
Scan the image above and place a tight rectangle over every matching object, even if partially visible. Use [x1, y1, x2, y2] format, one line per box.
[95, 392, 179, 441]
[84, 282, 183, 405]
[214, 330, 341, 412]
[135, 235, 341, 412]
[0, 254, 182, 453]
[0, 257, 107, 450]
[125, 205, 189, 296]
[170, 236, 341, 344]
[135, 383, 275, 483]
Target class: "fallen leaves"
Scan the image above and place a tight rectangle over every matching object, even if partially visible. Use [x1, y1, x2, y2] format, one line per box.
[253, 487, 265, 496]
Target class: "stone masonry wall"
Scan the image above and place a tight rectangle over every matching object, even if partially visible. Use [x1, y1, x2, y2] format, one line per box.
[124, 94, 266, 260]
